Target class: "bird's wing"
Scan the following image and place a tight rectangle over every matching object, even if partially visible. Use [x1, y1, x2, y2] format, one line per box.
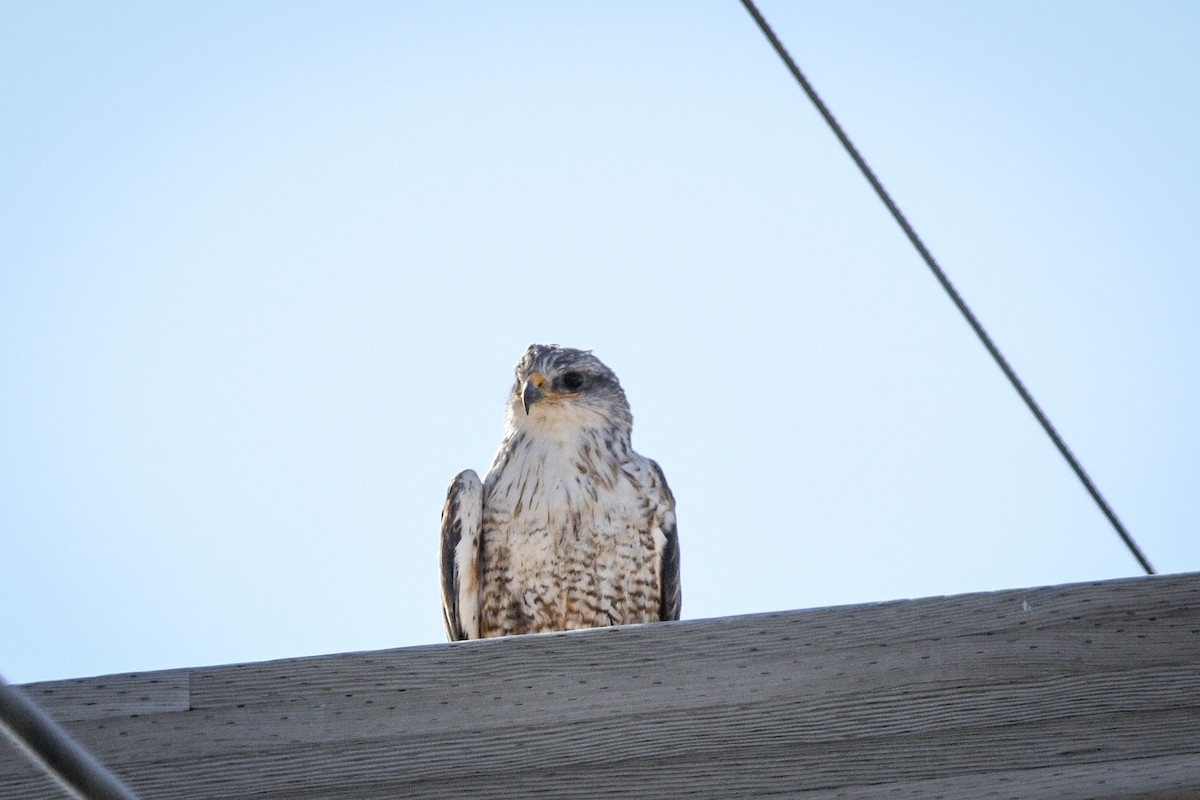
[647, 459, 681, 621]
[440, 470, 483, 641]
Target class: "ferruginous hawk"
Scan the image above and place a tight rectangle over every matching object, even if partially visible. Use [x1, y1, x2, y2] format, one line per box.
[439, 344, 680, 640]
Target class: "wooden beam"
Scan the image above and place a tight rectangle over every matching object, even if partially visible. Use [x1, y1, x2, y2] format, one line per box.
[3, 573, 1199, 799]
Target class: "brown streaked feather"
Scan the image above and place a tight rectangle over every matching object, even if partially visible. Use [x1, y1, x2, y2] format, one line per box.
[648, 459, 682, 622]
[658, 516, 682, 621]
[439, 470, 482, 641]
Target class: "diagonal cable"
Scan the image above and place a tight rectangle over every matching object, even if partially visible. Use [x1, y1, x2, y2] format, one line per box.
[0, 674, 143, 800]
[738, 0, 1154, 575]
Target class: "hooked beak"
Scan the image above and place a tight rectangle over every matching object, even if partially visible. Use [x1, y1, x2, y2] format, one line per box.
[522, 373, 545, 415]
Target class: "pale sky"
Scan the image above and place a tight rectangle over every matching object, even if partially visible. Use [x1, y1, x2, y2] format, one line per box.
[3, 2, 1198, 684]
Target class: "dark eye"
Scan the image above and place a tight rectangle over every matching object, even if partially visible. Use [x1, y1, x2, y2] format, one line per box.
[560, 371, 585, 392]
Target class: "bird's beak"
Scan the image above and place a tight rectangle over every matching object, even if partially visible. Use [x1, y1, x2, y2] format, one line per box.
[522, 373, 546, 415]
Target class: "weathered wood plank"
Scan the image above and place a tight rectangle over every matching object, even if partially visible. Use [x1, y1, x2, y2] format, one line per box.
[183, 572, 1199, 709]
[2, 573, 1198, 800]
[220, 753, 1200, 800]
[6, 705, 1200, 800]
[13, 670, 190, 722]
[3, 660, 1196, 773]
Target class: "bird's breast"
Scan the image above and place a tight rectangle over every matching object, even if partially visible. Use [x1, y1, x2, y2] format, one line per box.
[478, 436, 659, 636]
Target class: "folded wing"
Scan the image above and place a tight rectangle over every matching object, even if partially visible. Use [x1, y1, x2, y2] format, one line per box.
[648, 459, 681, 622]
[439, 470, 483, 641]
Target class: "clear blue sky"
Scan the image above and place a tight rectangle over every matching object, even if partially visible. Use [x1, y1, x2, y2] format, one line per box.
[3, 2, 1198, 684]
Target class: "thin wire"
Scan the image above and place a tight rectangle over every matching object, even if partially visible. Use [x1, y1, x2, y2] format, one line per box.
[738, 0, 1155, 576]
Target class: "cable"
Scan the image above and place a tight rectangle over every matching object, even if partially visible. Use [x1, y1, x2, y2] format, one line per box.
[0, 674, 143, 800]
[738, 0, 1155, 576]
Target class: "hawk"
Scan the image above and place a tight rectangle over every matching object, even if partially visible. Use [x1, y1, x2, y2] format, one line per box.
[439, 344, 680, 640]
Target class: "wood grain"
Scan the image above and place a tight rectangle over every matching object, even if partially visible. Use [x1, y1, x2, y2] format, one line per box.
[10, 670, 190, 722]
[2, 573, 1198, 799]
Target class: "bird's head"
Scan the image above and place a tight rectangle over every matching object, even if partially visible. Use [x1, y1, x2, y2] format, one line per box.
[506, 344, 632, 435]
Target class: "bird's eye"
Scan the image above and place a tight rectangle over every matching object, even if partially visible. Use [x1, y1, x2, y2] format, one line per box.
[559, 372, 586, 392]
